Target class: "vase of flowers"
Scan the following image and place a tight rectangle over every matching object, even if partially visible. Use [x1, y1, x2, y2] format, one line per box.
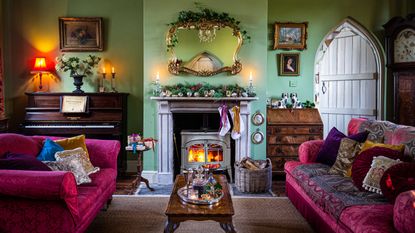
[55, 54, 101, 93]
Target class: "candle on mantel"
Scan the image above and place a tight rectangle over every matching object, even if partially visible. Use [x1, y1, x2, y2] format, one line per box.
[156, 72, 160, 84]
[249, 71, 253, 85]
[111, 67, 115, 74]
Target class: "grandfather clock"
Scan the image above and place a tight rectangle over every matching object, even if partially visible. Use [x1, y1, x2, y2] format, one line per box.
[384, 14, 415, 126]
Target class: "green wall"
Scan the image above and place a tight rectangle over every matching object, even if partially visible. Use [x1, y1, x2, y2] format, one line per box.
[3, 0, 143, 139]
[143, 0, 268, 170]
[2, 0, 412, 172]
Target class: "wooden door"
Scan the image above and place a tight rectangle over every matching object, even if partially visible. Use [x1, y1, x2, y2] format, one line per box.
[314, 18, 384, 137]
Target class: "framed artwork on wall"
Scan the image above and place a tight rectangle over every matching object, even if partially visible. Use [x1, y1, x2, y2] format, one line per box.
[279, 53, 300, 76]
[274, 22, 308, 50]
[59, 17, 103, 52]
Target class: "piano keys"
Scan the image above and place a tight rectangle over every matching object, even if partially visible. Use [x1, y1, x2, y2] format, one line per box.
[22, 92, 129, 176]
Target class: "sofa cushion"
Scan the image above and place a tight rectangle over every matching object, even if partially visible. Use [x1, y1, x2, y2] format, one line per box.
[381, 163, 415, 203]
[362, 156, 402, 194]
[0, 133, 42, 158]
[37, 139, 64, 161]
[339, 204, 396, 233]
[362, 120, 399, 144]
[329, 138, 362, 177]
[352, 147, 406, 191]
[44, 154, 91, 185]
[360, 140, 405, 154]
[316, 127, 368, 166]
[55, 148, 99, 175]
[0, 153, 52, 171]
[55, 135, 90, 158]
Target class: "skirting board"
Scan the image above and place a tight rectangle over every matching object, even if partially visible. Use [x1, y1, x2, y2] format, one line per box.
[126, 160, 158, 183]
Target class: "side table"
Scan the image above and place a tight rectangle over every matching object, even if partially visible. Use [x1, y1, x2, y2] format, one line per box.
[126, 147, 155, 192]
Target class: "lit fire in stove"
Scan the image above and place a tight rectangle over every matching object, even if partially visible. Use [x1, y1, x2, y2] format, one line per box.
[187, 143, 224, 163]
[188, 144, 205, 163]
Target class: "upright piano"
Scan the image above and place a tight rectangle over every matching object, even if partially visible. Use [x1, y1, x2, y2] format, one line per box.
[22, 92, 129, 176]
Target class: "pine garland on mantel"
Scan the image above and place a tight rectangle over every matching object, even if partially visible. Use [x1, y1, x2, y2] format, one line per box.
[153, 82, 256, 98]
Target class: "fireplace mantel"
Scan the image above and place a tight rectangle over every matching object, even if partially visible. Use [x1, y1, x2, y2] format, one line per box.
[151, 96, 257, 184]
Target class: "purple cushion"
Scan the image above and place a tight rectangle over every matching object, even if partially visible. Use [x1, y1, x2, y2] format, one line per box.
[381, 162, 415, 203]
[0, 152, 52, 171]
[316, 127, 369, 165]
[0, 133, 43, 158]
[351, 147, 407, 191]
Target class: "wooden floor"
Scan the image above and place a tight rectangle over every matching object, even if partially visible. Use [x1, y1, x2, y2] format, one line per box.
[116, 174, 287, 196]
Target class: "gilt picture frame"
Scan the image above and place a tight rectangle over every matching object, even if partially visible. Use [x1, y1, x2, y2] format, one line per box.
[274, 22, 307, 50]
[279, 53, 300, 76]
[59, 17, 103, 52]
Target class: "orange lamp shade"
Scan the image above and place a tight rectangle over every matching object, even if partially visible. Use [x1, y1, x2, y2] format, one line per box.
[33, 57, 48, 71]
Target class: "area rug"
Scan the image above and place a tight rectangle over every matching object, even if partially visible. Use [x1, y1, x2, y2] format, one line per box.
[87, 196, 313, 233]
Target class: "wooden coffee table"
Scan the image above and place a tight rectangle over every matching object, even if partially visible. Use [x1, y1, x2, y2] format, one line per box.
[164, 175, 236, 233]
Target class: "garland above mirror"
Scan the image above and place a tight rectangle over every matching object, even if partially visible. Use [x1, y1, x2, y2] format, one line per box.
[166, 4, 250, 77]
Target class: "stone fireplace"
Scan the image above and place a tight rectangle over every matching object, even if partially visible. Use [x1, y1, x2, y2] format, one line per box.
[151, 97, 257, 184]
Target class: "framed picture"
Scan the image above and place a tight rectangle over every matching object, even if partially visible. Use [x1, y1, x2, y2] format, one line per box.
[274, 22, 308, 50]
[59, 17, 103, 52]
[60, 96, 88, 113]
[279, 53, 300, 76]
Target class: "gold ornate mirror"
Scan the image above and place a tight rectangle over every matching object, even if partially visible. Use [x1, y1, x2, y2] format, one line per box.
[166, 7, 248, 77]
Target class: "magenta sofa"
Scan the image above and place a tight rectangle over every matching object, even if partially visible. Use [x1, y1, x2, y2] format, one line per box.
[0, 133, 120, 233]
[285, 118, 415, 233]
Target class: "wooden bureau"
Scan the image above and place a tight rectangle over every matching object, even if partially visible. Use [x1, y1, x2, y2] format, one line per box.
[267, 108, 323, 176]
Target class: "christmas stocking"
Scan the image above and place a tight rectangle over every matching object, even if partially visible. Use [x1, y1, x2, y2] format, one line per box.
[218, 105, 231, 136]
[229, 106, 245, 140]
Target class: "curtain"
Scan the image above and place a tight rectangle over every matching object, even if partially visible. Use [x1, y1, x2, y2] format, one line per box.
[0, 48, 4, 117]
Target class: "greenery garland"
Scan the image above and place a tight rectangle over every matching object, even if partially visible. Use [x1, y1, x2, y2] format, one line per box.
[167, 3, 251, 51]
[154, 82, 256, 98]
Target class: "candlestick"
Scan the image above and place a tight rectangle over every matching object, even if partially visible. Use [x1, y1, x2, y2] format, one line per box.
[247, 71, 255, 97]
[110, 72, 117, 93]
[111, 67, 115, 74]
[153, 71, 162, 96]
[99, 73, 106, 93]
[102, 67, 106, 74]
[249, 71, 253, 83]
[156, 71, 160, 84]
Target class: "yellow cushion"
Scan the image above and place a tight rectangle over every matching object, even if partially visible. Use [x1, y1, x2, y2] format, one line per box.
[55, 135, 89, 158]
[359, 140, 405, 154]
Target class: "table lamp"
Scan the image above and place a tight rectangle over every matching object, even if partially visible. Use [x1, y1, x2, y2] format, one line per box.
[31, 57, 49, 91]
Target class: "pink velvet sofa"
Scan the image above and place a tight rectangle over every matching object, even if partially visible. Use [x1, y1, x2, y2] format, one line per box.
[285, 118, 415, 233]
[0, 133, 120, 233]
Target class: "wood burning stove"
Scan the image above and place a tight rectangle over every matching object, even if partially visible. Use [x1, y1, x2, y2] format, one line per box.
[181, 130, 231, 175]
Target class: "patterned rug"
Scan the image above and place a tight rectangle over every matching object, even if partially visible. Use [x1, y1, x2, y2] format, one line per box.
[87, 196, 314, 233]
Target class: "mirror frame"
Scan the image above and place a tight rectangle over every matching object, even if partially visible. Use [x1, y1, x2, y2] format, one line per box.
[166, 20, 243, 77]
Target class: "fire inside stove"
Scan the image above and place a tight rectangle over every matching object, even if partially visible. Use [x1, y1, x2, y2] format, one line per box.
[187, 143, 224, 163]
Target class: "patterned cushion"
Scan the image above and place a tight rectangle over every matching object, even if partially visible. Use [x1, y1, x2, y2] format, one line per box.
[351, 147, 406, 191]
[55, 148, 99, 175]
[55, 135, 89, 158]
[316, 127, 368, 166]
[362, 156, 402, 194]
[44, 154, 91, 185]
[393, 190, 415, 233]
[329, 138, 362, 177]
[360, 140, 405, 154]
[380, 162, 415, 203]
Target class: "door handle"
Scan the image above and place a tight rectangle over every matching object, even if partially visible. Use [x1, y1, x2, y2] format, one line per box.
[322, 81, 327, 95]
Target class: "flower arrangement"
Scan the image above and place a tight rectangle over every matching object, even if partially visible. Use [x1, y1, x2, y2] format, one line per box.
[55, 54, 101, 76]
[153, 82, 256, 98]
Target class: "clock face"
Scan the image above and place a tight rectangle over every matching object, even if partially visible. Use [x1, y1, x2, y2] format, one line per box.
[394, 28, 415, 63]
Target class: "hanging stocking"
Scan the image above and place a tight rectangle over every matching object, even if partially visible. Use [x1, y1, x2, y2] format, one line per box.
[218, 104, 231, 136]
[229, 106, 245, 140]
